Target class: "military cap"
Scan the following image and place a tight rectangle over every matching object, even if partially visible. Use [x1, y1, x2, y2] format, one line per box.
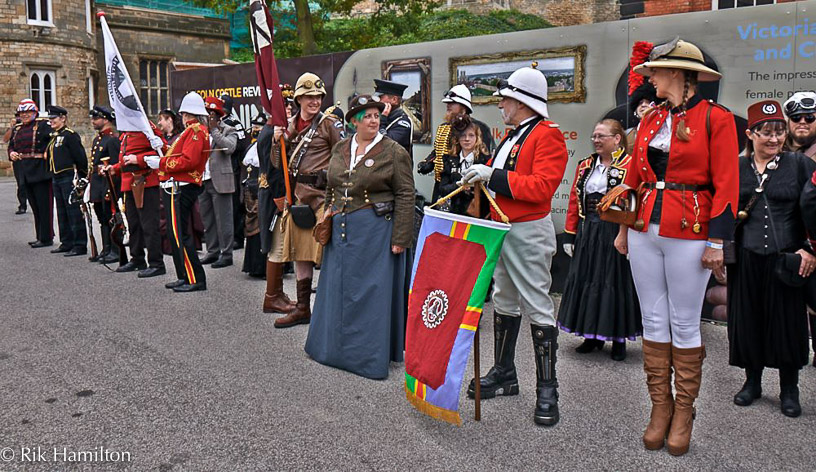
[373, 79, 408, 98]
[47, 105, 68, 118]
[90, 105, 115, 122]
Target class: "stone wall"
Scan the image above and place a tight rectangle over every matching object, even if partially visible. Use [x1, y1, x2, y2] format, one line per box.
[0, 0, 230, 162]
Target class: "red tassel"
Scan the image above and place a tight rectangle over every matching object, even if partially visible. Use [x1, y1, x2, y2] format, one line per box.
[628, 41, 654, 96]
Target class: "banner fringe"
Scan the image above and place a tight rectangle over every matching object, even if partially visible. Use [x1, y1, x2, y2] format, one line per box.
[404, 384, 462, 426]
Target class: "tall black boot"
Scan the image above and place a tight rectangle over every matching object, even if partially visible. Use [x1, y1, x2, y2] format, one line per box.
[809, 314, 816, 367]
[532, 324, 559, 426]
[467, 312, 521, 399]
[779, 368, 801, 418]
[733, 368, 763, 406]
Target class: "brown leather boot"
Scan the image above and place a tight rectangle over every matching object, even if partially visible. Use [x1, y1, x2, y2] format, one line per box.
[263, 261, 295, 314]
[642, 340, 674, 450]
[667, 345, 706, 456]
[274, 278, 312, 328]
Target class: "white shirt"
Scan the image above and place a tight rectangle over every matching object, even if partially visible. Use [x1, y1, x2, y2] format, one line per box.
[650, 113, 672, 152]
[491, 116, 537, 171]
[202, 134, 213, 181]
[349, 132, 384, 170]
[585, 156, 609, 194]
[459, 151, 475, 172]
[243, 142, 259, 168]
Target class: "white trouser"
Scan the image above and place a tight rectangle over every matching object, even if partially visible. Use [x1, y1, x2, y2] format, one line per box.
[492, 215, 557, 326]
[628, 224, 710, 348]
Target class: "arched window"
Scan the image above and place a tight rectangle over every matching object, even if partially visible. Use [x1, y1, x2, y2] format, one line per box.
[30, 70, 56, 115]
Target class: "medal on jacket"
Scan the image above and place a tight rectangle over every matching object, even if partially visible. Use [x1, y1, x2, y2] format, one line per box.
[364, 158, 374, 168]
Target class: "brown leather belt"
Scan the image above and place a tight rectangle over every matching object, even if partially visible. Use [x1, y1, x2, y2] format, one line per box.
[643, 181, 711, 192]
[19, 153, 44, 159]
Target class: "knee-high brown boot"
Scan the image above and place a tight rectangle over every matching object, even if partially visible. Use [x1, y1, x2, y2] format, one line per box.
[263, 261, 295, 314]
[667, 345, 706, 456]
[642, 340, 674, 450]
[274, 278, 312, 328]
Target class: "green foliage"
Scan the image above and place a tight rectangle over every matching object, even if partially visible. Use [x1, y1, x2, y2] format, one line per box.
[227, 7, 551, 61]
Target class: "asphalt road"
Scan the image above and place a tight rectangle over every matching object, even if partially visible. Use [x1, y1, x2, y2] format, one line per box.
[0, 177, 813, 471]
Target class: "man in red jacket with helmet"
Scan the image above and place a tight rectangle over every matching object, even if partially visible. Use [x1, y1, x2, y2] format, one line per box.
[463, 66, 569, 426]
[159, 92, 210, 292]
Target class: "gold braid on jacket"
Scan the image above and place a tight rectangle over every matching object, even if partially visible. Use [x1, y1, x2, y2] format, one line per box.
[433, 123, 451, 182]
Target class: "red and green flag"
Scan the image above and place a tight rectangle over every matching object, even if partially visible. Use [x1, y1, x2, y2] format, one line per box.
[405, 208, 510, 425]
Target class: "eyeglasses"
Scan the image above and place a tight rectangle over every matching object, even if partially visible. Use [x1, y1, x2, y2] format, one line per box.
[785, 97, 816, 115]
[791, 114, 816, 124]
[590, 134, 615, 141]
[752, 130, 786, 139]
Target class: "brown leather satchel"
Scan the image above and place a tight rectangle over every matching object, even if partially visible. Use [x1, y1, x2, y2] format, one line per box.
[598, 184, 640, 226]
[313, 208, 338, 246]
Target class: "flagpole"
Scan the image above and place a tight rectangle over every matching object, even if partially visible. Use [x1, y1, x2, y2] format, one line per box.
[97, 11, 163, 158]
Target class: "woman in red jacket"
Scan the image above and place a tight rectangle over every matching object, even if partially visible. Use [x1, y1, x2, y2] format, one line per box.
[614, 38, 739, 456]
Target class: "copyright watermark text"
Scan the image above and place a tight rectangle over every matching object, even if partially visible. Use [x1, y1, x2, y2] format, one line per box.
[0, 446, 131, 463]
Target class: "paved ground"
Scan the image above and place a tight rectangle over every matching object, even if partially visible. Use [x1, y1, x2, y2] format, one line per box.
[0, 177, 814, 471]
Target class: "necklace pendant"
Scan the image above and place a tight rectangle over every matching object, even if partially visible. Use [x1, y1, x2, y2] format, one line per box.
[692, 222, 702, 234]
[681, 217, 688, 229]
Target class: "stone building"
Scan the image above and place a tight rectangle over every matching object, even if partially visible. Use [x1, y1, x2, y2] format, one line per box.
[0, 0, 230, 159]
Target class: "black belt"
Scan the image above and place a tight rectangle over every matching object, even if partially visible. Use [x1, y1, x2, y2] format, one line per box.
[643, 181, 711, 192]
[585, 197, 601, 214]
[296, 174, 318, 185]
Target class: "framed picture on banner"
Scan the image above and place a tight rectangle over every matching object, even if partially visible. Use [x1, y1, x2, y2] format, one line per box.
[450, 45, 587, 105]
[382, 57, 432, 144]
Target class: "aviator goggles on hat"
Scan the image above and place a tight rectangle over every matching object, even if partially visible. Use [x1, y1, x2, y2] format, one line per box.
[443, 90, 467, 102]
[495, 78, 548, 104]
[296, 79, 325, 92]
[784, 96, 816, 116]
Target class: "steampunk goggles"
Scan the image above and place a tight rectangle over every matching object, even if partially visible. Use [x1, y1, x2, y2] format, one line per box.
[495, 79, 548, 103]
[784, 96, 816, 116]
[297, 79, 325, 91]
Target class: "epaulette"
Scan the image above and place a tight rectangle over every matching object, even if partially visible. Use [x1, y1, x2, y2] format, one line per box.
[547, 123, 560, 128]
[577, 157, 593, 171]
[189, 122, 202, 133]
[707, 99, 730, 113]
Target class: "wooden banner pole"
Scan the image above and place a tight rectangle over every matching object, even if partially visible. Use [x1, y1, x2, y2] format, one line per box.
[474, 324, 481, 421]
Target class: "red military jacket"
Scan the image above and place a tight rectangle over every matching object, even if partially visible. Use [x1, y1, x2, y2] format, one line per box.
[624, 95, 738, 241]
[113, 124, 167, 192]
[487, 118, 569, 222]
[158, 119, 209, 185]
[564, 149, 632, 236]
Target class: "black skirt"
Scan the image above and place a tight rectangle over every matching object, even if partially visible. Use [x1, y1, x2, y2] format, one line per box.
[727, 248, 809, 370]
[557, 213, 642, 342]
[241, 233, 266, 278]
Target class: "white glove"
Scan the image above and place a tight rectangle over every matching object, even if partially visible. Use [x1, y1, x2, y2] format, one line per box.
[144, 155, 160, 170]
[148, 135, 164, 152]
[462, 164, 494, 185]
[242, 143, 259, 167]
[563, 243, 574, 257]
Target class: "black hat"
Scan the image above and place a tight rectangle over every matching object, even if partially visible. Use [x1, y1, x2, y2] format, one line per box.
[373, 79, 408, 98]
[48, 105, 67, 119]
[90, 105, 115, 122]
[629, 83, 658, 117]
[219, 93, 234, 115]
[345, 94, 385, 121]
[250, 112, 267, 126]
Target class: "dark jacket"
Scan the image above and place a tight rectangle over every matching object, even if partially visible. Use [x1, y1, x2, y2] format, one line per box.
[437, 151, 490, 215]
[736, 152, 816, 254]
[47, 127, 87, 179]
[325, 136, 415, 248]
[379, 106, 413, 156]
[8, 119, 53, 184]
[89, 129, 120, 202]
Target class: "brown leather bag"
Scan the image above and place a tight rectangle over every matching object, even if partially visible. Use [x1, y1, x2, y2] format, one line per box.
[313, 209, 338, 246]
[598, 184, 640, 226]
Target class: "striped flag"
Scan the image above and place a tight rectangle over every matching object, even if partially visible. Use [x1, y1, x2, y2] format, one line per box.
[249, 0, 286, 126]
[405, 208, 510, 425]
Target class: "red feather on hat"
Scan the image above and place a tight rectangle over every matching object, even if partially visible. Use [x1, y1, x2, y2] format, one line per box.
[628, 41, 654, 96]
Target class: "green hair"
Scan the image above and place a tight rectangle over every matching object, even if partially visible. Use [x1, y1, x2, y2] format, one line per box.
[347, 109, 366, 131]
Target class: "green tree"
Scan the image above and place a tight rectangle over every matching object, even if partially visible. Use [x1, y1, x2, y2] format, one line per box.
[186, 0, 438, 56]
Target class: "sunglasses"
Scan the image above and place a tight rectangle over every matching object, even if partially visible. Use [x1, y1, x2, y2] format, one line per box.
[785, 97, 816, 115]
[791, 114, 816, 124]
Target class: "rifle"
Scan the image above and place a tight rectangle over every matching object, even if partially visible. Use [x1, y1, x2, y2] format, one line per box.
[70, 177, 98, 260]
[101, 158, 128, 267]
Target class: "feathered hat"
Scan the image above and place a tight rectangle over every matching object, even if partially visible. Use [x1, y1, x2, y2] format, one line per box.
[628, 41, 658, 116]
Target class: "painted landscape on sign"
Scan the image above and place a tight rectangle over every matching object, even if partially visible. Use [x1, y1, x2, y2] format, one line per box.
[455, 57, 576, 97]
